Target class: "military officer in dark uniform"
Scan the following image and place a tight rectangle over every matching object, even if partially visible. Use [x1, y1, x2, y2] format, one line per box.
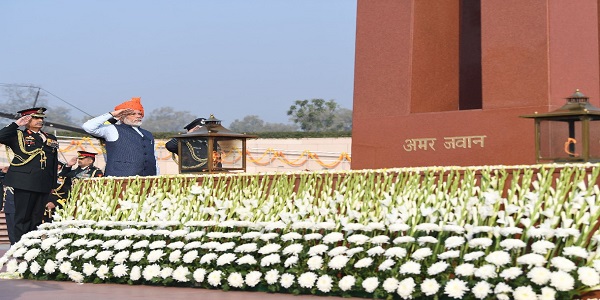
[0, 107, 59, 243]
[44, 151, 103, 222]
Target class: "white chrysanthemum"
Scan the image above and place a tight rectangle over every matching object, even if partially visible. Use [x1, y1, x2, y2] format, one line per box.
[95, 250, 113, 262]
[216, 253, 237, 266]
[550, 256, 576, 272]
[128, 265, 141, 281]
[517, 253, 546, 267]
[308, 244, 329, 256]
[193, 268, 206, 283]
[282, 244, 303, 256]
[339, 275, 355, 291]
[43, 260, 57, 274]
[384, 247, 407, 259]
[17, 261, 28, 274]
[468, 237, 493, 249]
[455, 263, 476, 277]
[382, 277, 399, 293]
[23, 248, 41, 262]
[227, 272, 245, 288]
[29, 261, 41, 275]
[304, 233, 323, 241]
[444, 278, 469, 299]
[370, 235, 390, 245]
[166, 241, 185, 250]
[41, 237, 60, 250]
[182, 250, 199, 263]
[396, 277, 416, 299]
[539, 287, 556, 300]
[438, 250, 460, 260]
[362, 277, 379, 293]
[132, 240, 149, 249]
[298, 272, 317, 288]
[415, 223, 441, 233]
[327, 255, 350, 270]
[499, 239, 526, 251]
[472, 281, 491, 299]
[346, 247, 364, 257]
[216, 242, 236, 252]
[113, 239, 133, 250]
[527, 266, 551, 285]
[322, 232, 344, 244]
[142, 264, 161, 281]
[378, 259, 395, 271]
[421, 278, 440, 296]
[200, 253, 218, 265]
[578, 266, 600, 286]
[354, 257, 373, 268]
[160, 267, 173, 279]
[499, 267, 522, 280]
[393, 236, 415, 245]
[284, 256, 299, 267]
[96, 264, 109, 279]
[474, 264, 497, 280]
[59, 261, 72, 274]
[5, 259, 18, 273]
[399, 260, 421, 275]
[82, 262, 96, 276]
[328, 246, 348, 257]
[550, 270, 575, 291]
[245, 271, 262, 287]
[183, 241, 202, 250]
[280, 273, 295, 288]
[71, 238, 89, 247]
[147, 249, 165, 263]
[347, 234, 370, 245]
[113, 264, 129, 278]
[260, 232, 279, 241]
[463, 251, 485, 261]
[207, 270, 222, 287]
[258, 243, 281, 255]
[235, 254, 257, 265]
[281, 232, 302, 241]
[411, 247, 433, 260]
[513, 285, 536, 300]
[307, 256, 324, 270]
[485, 251, 511, 266]
[366, 246, 385, 257]
[101, 239, 118, 249]
[316, 275, 333, 293]
[417, 236, 438, 245]
[172, 266, 190, 282]
[427, 261, 449, 276]
[234, 243, 258, 253]
[494, 282, 513, 294]
[563, 246, 588, 259]
[260, 254, 281, 267]
[68, 270, 84, 283]
[530, 240, 555, 255]
[56, 249, 69, 261]
[265, 269, 280, 285]
[388, 223, 410, 232]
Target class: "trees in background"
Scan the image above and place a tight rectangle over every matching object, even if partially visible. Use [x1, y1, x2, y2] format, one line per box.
[229, 115, 298, 133]
[287, 99, 352, 132]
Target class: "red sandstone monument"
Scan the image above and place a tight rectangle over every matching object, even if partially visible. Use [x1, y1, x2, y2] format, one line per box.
[351, 1, 600, 169]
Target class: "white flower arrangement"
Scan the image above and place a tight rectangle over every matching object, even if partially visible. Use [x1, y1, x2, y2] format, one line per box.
[2, 164, 600, 299]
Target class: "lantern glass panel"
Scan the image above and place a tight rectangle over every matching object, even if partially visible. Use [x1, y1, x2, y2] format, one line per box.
[179, 137, 212, 173]
[217, 138, 244, 169]
[538, 120, 581, 161]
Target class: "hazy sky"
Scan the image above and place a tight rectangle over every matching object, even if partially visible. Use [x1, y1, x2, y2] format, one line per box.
[0, 0, 357, 127]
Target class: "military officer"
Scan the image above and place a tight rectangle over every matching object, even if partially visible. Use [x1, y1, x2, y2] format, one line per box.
[165, 117, 223, 171]
[0, 107, 59, 243]
[44, 151, 103, 222]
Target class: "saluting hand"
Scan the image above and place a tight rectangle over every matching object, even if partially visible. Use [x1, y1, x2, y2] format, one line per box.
[110, 108, 134, 119]
[15, 115, 31, 127]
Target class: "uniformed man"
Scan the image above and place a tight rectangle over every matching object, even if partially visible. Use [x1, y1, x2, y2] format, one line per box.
[44, 151, 103, 222]
[0, 107, 59, 243]
[165, 117, 223, 171]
